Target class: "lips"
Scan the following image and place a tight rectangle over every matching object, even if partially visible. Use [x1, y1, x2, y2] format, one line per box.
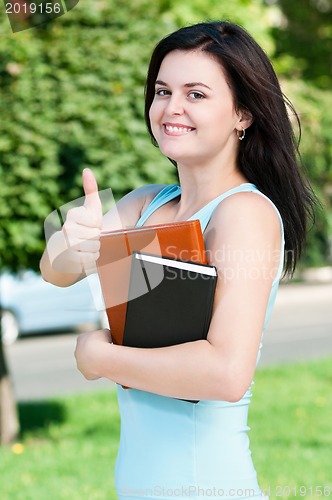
[164, 123, 195, 135]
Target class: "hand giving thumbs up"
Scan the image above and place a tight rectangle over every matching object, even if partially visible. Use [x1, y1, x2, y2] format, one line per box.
[60, 168, 103, 275]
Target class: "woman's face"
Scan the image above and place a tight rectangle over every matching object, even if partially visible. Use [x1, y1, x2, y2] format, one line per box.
[149, 50, 243, 168]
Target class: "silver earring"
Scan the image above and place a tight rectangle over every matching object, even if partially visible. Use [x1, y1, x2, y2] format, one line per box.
[238, 128, 245, 141]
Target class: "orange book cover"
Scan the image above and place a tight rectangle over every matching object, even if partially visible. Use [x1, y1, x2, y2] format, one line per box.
[96, 220, 206, 345]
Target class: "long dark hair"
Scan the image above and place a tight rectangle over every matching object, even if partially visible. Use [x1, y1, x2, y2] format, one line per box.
[144, 21, 317, 277]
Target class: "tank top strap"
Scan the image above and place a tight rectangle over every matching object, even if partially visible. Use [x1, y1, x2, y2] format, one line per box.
[136, 182, 285, 281]
[136, 184, 180, 227]
[186, 183, 258, 232]
[136, 183, 259, 228]
[189, 182, 285, 281]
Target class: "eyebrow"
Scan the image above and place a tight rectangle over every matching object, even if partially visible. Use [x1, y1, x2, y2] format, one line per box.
[155, 80, 211, 90]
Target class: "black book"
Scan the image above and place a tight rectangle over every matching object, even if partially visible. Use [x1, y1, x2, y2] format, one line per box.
[123, 252, 217, 349]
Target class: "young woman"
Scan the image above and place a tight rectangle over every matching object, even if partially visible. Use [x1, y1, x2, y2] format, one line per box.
[41, 21, 315, 500]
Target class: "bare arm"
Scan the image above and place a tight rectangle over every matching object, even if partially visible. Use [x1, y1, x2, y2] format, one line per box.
[40, 168, 165, 287]
[75, 192, 282, 402]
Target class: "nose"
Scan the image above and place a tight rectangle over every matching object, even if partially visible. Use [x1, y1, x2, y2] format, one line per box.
[165, 93, 184, 116]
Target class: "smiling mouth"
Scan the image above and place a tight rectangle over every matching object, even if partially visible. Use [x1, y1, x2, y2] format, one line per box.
[164, 124, 195, 135]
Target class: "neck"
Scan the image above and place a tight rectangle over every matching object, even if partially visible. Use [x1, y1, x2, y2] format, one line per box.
[174, 158, 248, 212]
[174, 134, 246, 194]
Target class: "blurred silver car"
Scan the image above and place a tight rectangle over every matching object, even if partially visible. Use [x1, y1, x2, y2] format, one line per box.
[0, 271, 106, 345]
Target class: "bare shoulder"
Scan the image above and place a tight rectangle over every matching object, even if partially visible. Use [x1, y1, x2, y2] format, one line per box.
[205, 191, 282, 272]
[208, 190, 281, 238]
[103, 184, 167, 230]
[118, 183, 167, 217]
[126, 183, 167, 207]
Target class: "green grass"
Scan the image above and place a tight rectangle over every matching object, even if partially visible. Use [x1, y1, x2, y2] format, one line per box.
[250, 358, 332, 499]
[0, 391, 120, 499]
[1, 358, 332, 500]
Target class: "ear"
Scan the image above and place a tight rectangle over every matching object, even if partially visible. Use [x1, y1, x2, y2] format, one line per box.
[236, 108, 254, 132]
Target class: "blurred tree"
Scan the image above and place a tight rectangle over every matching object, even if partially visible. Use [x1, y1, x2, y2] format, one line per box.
[266, 0, 332, 89]
[265, 0, 332, 265]
[1, 0, 329, 268]
[295, 83, 332, 266]
[0, 0, 278, 270]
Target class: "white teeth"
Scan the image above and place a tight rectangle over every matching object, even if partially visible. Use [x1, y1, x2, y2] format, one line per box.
[165, 125, 193, 133]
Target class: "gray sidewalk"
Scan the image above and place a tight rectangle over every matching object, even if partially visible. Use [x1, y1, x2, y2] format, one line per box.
[261, 280, 332, 366]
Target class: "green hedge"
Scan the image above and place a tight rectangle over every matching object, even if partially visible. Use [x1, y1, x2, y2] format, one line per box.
[0, 0, 330, 270]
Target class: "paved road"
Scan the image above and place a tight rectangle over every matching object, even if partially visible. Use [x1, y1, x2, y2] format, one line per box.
[259, 282, 332, 366]
[4, 282, 332, 401]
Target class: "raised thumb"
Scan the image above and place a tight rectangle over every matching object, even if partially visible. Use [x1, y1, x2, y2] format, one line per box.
[82, 168, 102, 214]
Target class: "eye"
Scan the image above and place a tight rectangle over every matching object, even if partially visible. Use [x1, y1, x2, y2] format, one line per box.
[188, 92, 205, 100]
[155, 88, 171, 96]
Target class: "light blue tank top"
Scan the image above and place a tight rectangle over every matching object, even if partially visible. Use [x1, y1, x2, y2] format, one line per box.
[115, 183, 284, 500]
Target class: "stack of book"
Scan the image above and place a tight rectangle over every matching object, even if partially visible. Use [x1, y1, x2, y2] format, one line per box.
[96, 220, 217, 348]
